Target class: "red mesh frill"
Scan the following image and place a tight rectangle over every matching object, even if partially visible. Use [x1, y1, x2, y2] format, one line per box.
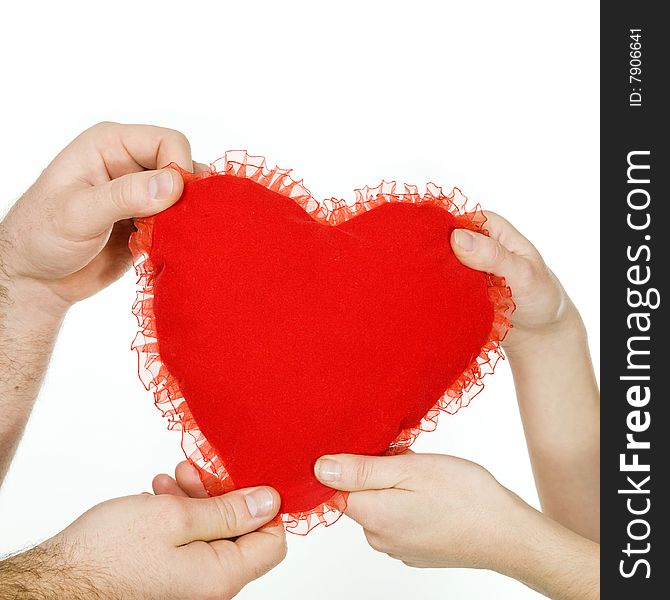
[129, 151, 515, 535]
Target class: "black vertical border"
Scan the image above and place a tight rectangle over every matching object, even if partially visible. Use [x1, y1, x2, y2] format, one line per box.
[601, 2, 669, 596]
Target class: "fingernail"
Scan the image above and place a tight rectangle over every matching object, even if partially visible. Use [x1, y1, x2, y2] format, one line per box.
[453, 229, 475, 251]
[244, 487, 275, 519]
[315, 458, 341, 483]
[148, 170, 174, 200]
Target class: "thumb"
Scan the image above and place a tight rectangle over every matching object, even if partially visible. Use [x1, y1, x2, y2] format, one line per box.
[61, 167, 183, 239]
[174, 486, 281, 544]
[451, 228, 527, 283]
[314, 454, 409, 491]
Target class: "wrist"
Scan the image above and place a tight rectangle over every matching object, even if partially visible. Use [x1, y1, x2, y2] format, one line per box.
[503, 303, 587, 362]
[495, 500, 600, 599]
[1, 226, 71, 323]
[1, 270, 70, 328]
[483, 490, 539, 576]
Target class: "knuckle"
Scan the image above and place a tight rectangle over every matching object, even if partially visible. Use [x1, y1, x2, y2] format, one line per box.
[162, 127, 191, 151]
[274, 534, 289, 562]
[250, 537, 287, 579]
[355, 504, 382, 532]
[489, 239, 505, 265]
[364, 530, 387, 553]
[93, 120, 116, 130]
[109, 175, 138, 213]
[482, 210, 509, 231]
[394, 458, 413, 482]
[212, 550, 243, 599]
[516, 258, 541, 284]
[161, 496, 193, 529]
[85, 121, 117, 137]
[525, 260, 540, 280]
[172, 128, 191, 148]
[214, 496, 242, 532]
[402, 559, 422, 568]
[481, 210, 500, 225]
[354, 458, 374, 489]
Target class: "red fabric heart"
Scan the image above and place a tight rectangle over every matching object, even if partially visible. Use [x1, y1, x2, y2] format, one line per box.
[130, 152, 513, 534]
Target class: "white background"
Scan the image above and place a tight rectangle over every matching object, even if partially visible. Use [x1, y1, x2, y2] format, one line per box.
[0, 2, 599, 598]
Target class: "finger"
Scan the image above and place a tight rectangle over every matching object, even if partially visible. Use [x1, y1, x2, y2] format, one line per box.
[201, 524, 287, 597]
[314, 454, 411, 492]
[60, 167, 183, 239]
[342, 489, 387, 525]
[178, 528, 286, 600]
[232, 524, 288, 582]
[479, 211, 535, 249]
[87, 122, 194, 175]
[43, 122, 194, 190]
[152, 473, 188, 497]
[451, 227, 534, 286]
[175, 461, 209, 499]
[87, 219, 134, 285]
[193, 161, 211, 174]
[175, 487, 281, 544]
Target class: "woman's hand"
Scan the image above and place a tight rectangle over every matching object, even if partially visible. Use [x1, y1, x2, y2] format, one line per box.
[451, 211, 579, 356]
[314, 452, 599, 600]
[0, 486, 287, 600]
[452, 212, 600, 542]
[0, 121, 205, 317]
[314, 452, 520, 570]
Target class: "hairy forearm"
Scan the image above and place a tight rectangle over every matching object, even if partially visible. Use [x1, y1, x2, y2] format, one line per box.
[0, 250, 65, 484]
[506, 307, 600, 541]
[500, 501, 600, 600]
[0, 543, 104, 599]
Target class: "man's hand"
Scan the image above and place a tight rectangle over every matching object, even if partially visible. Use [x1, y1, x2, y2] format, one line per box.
[313, 452, 599, 600]
[0, 122, 202, 483]
[0, 121, 201, 315]
[0, 486, 287, 599]
[0, 123, 289, 599]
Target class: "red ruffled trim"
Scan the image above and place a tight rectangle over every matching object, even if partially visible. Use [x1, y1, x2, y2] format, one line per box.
[129, 151, 515, 535]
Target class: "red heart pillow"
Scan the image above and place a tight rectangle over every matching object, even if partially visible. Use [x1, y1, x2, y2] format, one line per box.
[130, 152, 513, 534]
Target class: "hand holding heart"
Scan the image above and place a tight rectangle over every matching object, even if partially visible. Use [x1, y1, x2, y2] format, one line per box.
[1, 120, 572, 522]
[1, 123, 598, 598]
[158, 453, 586, 586]
[0, 118, 568, 352]
[156, 454, 519, 571]
[312, 452, 599, 600]
[0, 121, 205, 316]
[313, 452, 525, 570]
[1, 121, 560, 519]
[156, 449, 598, 600]
[451, 210, 578, 356]
[0, 123, 288, 598]
[32, 481, 286, 599]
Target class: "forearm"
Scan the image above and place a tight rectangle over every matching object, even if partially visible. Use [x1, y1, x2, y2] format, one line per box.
[0, 544, 100, 599]
[0, 261, 65, 484]
[507, 307, 600, 541]
[500, 501, 600, 600]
